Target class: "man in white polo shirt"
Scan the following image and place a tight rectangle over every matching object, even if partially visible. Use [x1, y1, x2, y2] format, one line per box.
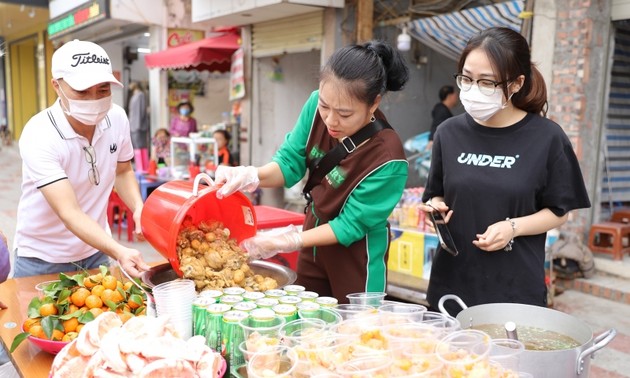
[13, 40, 150, 278]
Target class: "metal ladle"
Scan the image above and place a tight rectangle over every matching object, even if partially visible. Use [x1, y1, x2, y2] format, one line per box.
[117, 260, 157, 318]
[505, 321, 519, 340]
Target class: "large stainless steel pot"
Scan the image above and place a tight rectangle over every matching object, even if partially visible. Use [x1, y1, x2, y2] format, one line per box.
[141, 260, 298, 289]
[439, 295, 616, 378]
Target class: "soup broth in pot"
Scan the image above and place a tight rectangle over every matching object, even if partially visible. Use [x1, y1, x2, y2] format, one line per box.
[474, 324, 581, 351]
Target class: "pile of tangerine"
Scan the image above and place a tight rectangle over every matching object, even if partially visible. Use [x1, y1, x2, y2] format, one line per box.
[15, 266, 147, 348]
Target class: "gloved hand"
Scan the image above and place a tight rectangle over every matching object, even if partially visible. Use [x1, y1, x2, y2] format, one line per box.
[214, 165, 260, 199]
[240, 225, 303, 260]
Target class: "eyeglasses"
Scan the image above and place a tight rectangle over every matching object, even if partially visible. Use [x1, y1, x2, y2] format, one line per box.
[454, 74, 508, 96]
[83, 146, 100, 186]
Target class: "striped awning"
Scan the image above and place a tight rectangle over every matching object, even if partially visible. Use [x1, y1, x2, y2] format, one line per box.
[406, 0, 525, 61]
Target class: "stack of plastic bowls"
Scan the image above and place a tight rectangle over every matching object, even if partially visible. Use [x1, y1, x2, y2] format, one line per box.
[152, 279, 196, 339]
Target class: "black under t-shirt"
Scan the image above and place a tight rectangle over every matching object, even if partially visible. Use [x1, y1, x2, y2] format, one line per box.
[422, 112, 591, 315]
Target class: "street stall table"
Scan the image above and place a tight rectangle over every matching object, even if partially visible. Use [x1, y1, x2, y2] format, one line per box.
[0, 271, 62, 378]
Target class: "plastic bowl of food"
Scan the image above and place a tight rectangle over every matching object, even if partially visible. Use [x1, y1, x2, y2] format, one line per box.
[22, 326, 69, 355]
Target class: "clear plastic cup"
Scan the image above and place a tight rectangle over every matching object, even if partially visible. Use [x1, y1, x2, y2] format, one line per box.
[377, 303, 427, 325]
[247, 345, 298, 378]
[436, 330, 492, 378]
[293, 334, 354, 377]
[413, 311, 461, 337]
[279, 318, 327, 346]
[489, 339, 525, 372]
[391, 354, 443, 377]
[346, 292, 387, 306]
[381, 323, 438, 357]
[239, 339, 282, 362]
[336, 355, 393, 377]
[35, 280, 61, 297]
[240, 314, 286, 340]
[331, 304, 375, 320]
[298, 307, 343, 329]
[152, 279, 196, 339]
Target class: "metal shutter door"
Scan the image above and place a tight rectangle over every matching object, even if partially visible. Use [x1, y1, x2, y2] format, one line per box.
[252, 11, 323, 58]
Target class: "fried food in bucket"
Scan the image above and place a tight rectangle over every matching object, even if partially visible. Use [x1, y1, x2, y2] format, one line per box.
[177, 217, 278, 292]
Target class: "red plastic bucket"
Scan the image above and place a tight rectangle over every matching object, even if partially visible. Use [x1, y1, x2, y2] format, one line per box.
[141, 173, 257, 276]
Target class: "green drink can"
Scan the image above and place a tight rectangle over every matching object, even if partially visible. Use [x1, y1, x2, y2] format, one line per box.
[283, 284, 306, 296]
[223, 287, 246, 296]
[296, 301, 321, 318]
[264, 289, 287, 299]
[272, 304, 298, 323]
[279, 295, 302, 305]
[233, 301, 257, 313]
[205, 303, 231, 352]
[221, 310, 248, 374]
[315, 296, 339, 308]
[297, 291, 319, 302]
[220, 295, 244, 306]
[192, 297, 215, 337]
[255, 297, 279, 308]
[249, 308, 277, 325]
[199, 289, 223, 301]
[242, 291, 266, 302]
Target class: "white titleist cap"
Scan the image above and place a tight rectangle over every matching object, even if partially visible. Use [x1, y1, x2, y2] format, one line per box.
[51, 39, 123, 90]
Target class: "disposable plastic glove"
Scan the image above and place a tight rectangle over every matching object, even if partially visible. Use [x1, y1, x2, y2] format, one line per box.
[214, 165, 260, 199]
[240, 225, 303, 260]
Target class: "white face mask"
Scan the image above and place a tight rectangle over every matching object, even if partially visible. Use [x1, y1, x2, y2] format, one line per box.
[459, 85, 512, 122]
[58, 85, 112, 126]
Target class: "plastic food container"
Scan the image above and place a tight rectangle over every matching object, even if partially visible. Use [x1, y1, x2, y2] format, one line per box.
[141, 173, 257, 276]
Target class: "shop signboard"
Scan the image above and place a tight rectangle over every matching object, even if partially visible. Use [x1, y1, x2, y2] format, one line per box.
[229, 48, 245, 101]
[48, 0, 109, 40]
[167, 29, 205, 49]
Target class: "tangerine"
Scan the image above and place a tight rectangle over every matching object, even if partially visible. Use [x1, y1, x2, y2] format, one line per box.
[62, 332, 79, 342]
[85, 294, 103, 309]
[91, 284, 105, 298]
[102, 276, 118, 291]
[100, 289, 115, 304]
[127, 295, 143, 310]
[123, 282, 133, 292]
[66, 304, 80, 315]
[84, 273, 103, 288]
[71, 287, 91, 307]
[39, 303, 58, 317]
[89, 307, 104, 318]
[28, 325, 46, 339]
[111, 289, 124, 304]
[50, 329, 65, 341]
[118, 312, 133, 324]
[62, 317, 79, 333]
[22, 318, 40, 333]
[76, 324, 84, 333]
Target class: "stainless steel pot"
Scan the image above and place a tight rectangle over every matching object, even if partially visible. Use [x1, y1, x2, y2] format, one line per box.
[439, 294, 616, 378]
[141, 260, 298, 289]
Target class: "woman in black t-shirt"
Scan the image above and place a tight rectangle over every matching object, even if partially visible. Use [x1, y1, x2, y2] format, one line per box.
[421, 27, 591, 315]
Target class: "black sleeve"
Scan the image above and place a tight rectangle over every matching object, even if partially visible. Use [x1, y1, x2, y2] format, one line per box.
[429, 105, 452, 141]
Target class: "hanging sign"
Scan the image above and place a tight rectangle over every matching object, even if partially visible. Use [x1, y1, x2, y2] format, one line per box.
[48, 0, 109, 39]
[229, 48, 245, 101]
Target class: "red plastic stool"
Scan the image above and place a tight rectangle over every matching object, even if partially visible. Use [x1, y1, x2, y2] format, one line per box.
[107, 191, 135, 242]
[611, 208, 630, 223]
[587, 222, 630, 261]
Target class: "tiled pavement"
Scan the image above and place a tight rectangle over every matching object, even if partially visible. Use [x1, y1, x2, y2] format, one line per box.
[1, 143, 630, 376]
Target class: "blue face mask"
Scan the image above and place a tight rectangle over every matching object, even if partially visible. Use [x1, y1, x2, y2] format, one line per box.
[180, 108, 191, 116]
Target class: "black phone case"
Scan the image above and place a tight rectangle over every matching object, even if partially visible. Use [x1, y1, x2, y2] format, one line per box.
[430, 211, 459, 256]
